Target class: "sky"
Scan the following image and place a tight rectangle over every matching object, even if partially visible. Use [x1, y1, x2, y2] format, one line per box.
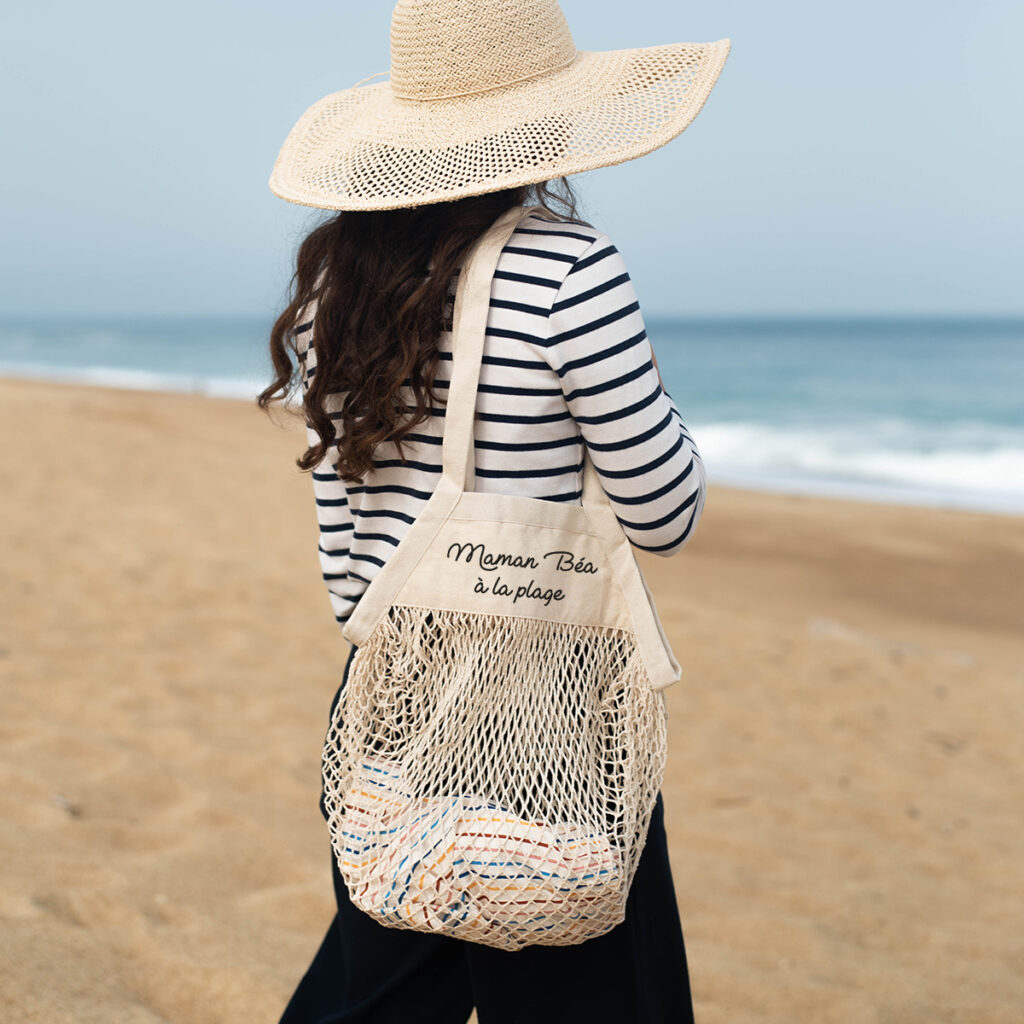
[2, 0, 1022, 319]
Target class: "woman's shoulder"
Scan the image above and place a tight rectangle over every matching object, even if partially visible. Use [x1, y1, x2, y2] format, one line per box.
[499, 211, 625, 302]
[506, 210, 611, 262]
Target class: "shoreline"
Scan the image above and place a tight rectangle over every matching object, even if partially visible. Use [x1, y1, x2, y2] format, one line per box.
[2, 370, 1022, 521]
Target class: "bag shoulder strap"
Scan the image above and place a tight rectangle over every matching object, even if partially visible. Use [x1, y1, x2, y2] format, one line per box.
[441, 205, 608, 508]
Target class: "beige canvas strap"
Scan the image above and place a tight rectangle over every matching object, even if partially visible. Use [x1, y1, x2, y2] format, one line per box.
[441, 204, 608, 507]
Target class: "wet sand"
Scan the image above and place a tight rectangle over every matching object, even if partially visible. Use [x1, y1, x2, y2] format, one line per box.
[1, 375, 1022, 1023]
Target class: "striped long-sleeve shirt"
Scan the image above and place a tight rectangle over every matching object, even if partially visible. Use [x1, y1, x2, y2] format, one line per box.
[296, 211, 707, 631]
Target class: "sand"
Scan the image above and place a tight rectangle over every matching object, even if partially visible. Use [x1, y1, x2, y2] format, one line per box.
[1, 374, 1022, 1024]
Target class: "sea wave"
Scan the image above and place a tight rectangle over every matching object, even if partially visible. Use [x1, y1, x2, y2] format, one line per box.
[2, 362, 1021, 514]
[0, 361, 296, 405]
[698, 420, 1024, 513]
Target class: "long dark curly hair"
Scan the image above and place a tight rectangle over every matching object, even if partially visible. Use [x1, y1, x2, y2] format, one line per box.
[257, 178, 581, 484]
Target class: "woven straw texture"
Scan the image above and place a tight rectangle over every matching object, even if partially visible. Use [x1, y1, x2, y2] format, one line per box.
[323, 607, 668, 949]
[269, 0, 730, 210]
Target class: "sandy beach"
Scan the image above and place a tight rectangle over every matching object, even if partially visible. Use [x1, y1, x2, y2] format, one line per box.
[2, 373, 1022, 1024]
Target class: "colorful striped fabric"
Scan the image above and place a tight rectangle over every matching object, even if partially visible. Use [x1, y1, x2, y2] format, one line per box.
[336, 755, 624, 945]
[296, 211, 707, 632]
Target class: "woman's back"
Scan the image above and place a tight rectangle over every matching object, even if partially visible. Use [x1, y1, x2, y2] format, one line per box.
[297, 210, 707, 631]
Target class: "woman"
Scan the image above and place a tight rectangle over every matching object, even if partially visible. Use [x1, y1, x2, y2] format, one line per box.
[259, 2, 729, 1021]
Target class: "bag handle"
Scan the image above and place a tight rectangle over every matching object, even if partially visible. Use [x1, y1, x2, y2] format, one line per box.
[441, 205, 609, 508]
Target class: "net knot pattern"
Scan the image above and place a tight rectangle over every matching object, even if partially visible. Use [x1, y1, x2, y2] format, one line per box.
[322, 605, 669, 950]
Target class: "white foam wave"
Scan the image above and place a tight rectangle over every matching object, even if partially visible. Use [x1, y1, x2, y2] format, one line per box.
[2, 364, 1021, 514]
[0, 362, 300, 406]
[698, 420, 1024, 514]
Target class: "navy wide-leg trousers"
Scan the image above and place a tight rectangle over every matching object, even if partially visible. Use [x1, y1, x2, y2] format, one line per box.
[278, 645, 696, 1024]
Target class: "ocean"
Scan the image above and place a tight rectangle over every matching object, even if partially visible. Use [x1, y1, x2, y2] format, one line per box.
[2, 314, 1022, 515]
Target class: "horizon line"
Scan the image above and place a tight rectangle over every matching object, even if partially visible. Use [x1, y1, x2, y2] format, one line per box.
[2, 310, 1024, 324]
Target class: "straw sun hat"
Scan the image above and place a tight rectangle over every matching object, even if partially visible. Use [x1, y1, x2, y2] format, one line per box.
[269, 0, 730, 211]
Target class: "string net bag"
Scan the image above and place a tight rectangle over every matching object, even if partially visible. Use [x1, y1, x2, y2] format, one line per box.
[324, 609, 670, 948]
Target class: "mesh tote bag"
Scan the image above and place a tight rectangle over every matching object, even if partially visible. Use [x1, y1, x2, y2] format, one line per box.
[322, 204, 683, 951]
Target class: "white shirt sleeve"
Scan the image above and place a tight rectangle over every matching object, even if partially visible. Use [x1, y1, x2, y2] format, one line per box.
[541, 234, 707, 556]
[295, 315, 362, 628]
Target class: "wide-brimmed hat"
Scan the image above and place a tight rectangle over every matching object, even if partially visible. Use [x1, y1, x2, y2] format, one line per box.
[269, 0, 730, 212]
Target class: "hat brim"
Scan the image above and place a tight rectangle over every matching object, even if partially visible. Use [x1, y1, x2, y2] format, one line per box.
[269, 39, 730, 212]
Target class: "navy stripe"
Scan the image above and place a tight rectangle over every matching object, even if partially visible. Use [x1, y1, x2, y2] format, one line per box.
[486, 326, 546, 345]
[615, 491, 699, 532]
[489, 298, 550, 317]
[601, 460, 696, 506]
[555, 330, 648, 378]
[437, 351, 549, 371]
[372, 457, 442, 473]
[513, 227, 599, 243]
[551, 273, 631, 313]
[401, 432, 582, 453]
[477, 381, 563, 398]
[493, 270, 561, 289]
[395, 405, 573, 425]
[631, 513, 700, 553]
[318, 544, 349, 559]
[348, 551, 386, 568]
[393, 431, 441, 447]
[593, 432, 686, 480]
[348, 483, 435, 501]
[474, 434, 582, 453]
[563, 360, 652, 402]
[570, 384, 662, 425]
[421, 378, 564, 398]
[580, 410, 676, 452]
[353, 508, 416, 525]
[503, 246, 577, 264]
[546, 301, 640, 347]
[567, 245, 618, 275]
[475, 461, 581, 480]
[544, 489, 584, 503]
[352, 530, 400, 546]
[477, 409, 573, 425]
